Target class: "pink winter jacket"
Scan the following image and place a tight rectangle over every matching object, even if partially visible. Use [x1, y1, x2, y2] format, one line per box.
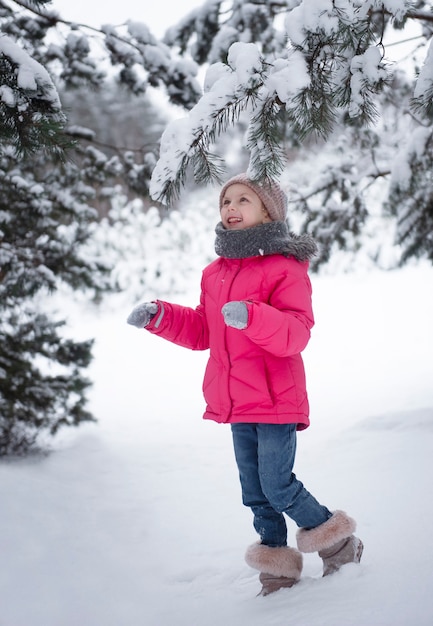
[146, 254, 314, 429]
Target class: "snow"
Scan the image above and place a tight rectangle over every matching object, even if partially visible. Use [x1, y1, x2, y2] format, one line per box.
[266, 53, 311, 101]
[390, 126, 432, 190]
[0, 34, 61, 109]
[1, 261, 433, 625]
[414, 37, 433, 98]
[127, 21, 158, 46]
[349, 47, 388, 118]
[379, 0, 408, 21]
[0, 84, 15, 107]
[285, 0, 340, 45]
[227, 42, 262, 79]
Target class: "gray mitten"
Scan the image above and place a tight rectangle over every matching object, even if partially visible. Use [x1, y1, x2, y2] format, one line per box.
[127, 302, 158, 328]
[221, 301, 249, 329]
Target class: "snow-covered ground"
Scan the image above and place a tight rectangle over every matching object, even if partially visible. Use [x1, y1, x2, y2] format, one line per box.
[1, 263, 433, 626]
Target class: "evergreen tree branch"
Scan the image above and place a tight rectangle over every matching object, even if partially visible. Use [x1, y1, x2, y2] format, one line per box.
[396, 11, 433, 24]
[246, 97, 286, 182]
[151, 84, 258, 204]
[7, 0, 202, 107]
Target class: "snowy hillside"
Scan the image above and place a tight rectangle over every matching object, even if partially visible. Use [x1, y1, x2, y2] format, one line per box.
[1, 262, 432, 626]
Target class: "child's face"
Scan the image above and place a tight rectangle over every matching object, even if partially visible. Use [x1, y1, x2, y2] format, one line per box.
[220, 183, 272, 230]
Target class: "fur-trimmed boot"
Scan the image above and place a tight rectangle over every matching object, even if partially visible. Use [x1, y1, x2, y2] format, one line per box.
[245, 543, 303, 596]
[296, 510, 363, 576]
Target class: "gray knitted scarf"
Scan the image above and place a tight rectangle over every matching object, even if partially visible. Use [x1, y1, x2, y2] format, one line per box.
[214, 221, 318, 262]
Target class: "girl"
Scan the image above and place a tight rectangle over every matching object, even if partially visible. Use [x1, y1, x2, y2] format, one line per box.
[127, 174, 363, 595]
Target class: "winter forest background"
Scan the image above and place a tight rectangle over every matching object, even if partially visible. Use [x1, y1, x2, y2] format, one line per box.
[1, 1, 433, 624]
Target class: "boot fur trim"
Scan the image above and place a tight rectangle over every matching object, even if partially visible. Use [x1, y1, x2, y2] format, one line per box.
[296, 510, 357, 554]
[245, 543, 303, 580]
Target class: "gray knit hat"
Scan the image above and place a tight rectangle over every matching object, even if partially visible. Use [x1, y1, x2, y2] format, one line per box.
[219, 173, 288, 222]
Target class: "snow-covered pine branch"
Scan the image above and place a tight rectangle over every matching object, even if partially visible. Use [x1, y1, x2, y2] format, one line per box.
[0, 33, 67, 155]
[151, 0, 427, 204]
[412, 37, 433, 118]
[150, 42, 264, 204]
[387, 125, 433, 263]
[0, 34, 60, 108]
[151, 41, 312, 203]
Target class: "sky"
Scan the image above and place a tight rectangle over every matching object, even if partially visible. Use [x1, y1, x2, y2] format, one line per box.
[51, 0, 204, 37]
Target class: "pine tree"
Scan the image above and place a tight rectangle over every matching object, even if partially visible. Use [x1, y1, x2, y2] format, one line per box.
[0, 145, 116, 454]
[1, 0, 191, 453]
[0, 4, 69, 157]
[0, 1, 169, 454]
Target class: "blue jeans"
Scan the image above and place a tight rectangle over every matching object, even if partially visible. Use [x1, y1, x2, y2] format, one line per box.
[231, 423, 332, 547]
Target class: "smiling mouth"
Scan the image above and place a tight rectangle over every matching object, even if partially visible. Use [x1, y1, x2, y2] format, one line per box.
[227, 217, 242, 224]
